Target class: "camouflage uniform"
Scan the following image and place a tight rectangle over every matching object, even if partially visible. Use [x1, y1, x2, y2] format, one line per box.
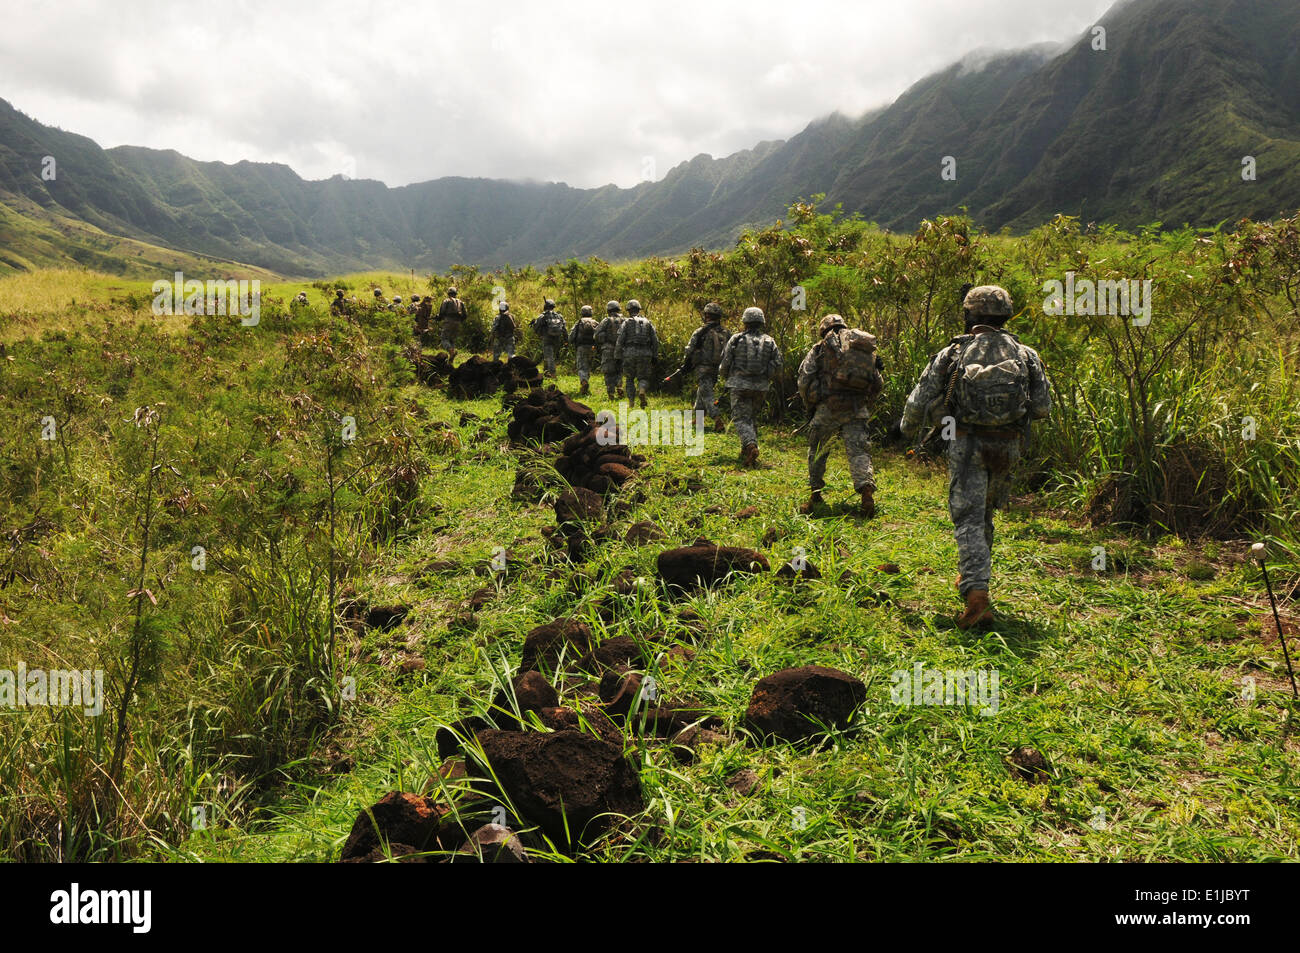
[492, 308, 517, 360]
[569, 313, 600, 386]
[594, 307, 624, 397]
[797, 328, 881, 495]
[533, 305, 567, 377]
[682, 315, 729, 421]
[413, 296, 434, 336]
[719, 310, 782, 455]
[438, 294, 466, 351]
[900, 322, 1051, 597]
[615, 309, 660, 402]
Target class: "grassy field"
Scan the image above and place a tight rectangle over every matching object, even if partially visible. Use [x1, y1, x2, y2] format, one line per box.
[1, 250, 1297, 863]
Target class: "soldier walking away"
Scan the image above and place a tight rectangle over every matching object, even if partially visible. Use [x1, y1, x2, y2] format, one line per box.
[897, 285, 1052, 629]
[674, 301, 729, 432]
[390, 295, 403, 313]
[330, 289, 349, 317]
[594, 300, 625, 398]
[492, 300, 517, 360]
[615, 299, 659, 409]
[407, 294, 422, 315]
[533, 299, 567, 378]
[438, 287, 467, 357]
[719, 307, 783, 467]
[797, 314, 885, 516]
[413, 293, 434, 341]
[372, 288, 386, 310]
[569, 304, 600, 395]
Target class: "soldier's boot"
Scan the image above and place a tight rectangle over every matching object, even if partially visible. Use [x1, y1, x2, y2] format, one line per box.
[954, 575, 962, 592]
[616, 386, 625, 399]
[741, 443, 759, 468]
[955, 589, 993, 630]
[799, 491, 824, 515]
[638, 391, 648, 410]
[714, 417, 726, 433]
[859, 488, 877, 518]
[579, 379, 590, 395]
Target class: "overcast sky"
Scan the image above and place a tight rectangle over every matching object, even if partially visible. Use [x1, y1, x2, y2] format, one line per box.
[1, 0, 1116, 190]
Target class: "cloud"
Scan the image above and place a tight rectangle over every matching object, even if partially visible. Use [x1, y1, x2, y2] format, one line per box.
[0, 0, 1117, 189]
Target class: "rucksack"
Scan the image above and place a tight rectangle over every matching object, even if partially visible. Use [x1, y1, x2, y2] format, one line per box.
[823, 328, 883, 398]
[624, 317, 653, 349]
[949, 331, 1030, 428]
[542, 312, 565, 340]
[493, 312, 516, 336]
[575, 318, 597, 347]
[732, 333, 776, 377]
[696, 324, 728, 367]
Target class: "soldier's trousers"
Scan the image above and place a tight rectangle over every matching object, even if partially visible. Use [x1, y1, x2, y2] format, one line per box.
[729, 388, 765, 448]
[807, 406, 875, 493]
[493, 336, 515, 361]
[601, 357, 621, 396]
[575, 346, 596, 382]
[948, 433, 1021, 596]
[623, 356, 653, 398]
[694, 367, 720, 419]
[541, 339, 563, 376]
[440, 320, 461, 352]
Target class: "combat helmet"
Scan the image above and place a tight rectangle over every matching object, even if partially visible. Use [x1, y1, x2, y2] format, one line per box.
[742, 306, 765, 326]
[606, 300, 622, 314]
[626, 299, 642, 314]
[498, 300, 510, 312]
[818, 313, 847, 337]
[581, 305, 594, 316]
[543, 298, 556, 310]
[702, 301, 724, 322]
[962, 285, 1013, 319]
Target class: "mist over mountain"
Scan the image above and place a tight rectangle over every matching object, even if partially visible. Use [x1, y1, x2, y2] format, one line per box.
[1, 0, 1297, 277]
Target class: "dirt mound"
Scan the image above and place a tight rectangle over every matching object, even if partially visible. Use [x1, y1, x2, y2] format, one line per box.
[491, 671, 559, 725]
[744, 665, 866, 742]
[1007, 746, 1051, 783]
[656, 544, 770, 590]
[339, 791, 458, 861]
[519, 617, 596, 672]
[473, 729, 644, 851]
[776, 559, 821, 580]
[507, 386, 595, 444]
[448, 355, 542, 399]
[553, 423, 647, 495]
[576, 635, 648, 673]
[451, 823, 528, 863]
[625, 521, 666, 545]
[411, 351, 454, 386]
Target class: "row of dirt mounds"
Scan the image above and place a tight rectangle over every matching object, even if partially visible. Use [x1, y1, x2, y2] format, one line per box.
[340, 378, 870, 860]
[410, 349, 544, 397]
[341, 654, 869, 860]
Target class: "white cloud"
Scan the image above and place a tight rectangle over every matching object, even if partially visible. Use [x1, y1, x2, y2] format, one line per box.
[0, 0, 1116, 188]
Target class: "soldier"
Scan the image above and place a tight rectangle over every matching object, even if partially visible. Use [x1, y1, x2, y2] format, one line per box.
[532, 299, 567, 378]
[719, 307, 782, 467]
[330, 289, 348, 317]
[569, 304, 600, 395]
[413, 293, 434, 339]
[372, 288, 386, 309]
[438, 286, 467, 357]
[293, 291, 309, 308]
[796, 314, 885, 517]
[492, 300, 517, 360]
[407, 294, 422, 315]
[615, 299, 659, 409]
[897, 285, 1052, 629]
[390, 295, 403, 312]
[594, 300, 625, 398]
[676, 302, 729, 432]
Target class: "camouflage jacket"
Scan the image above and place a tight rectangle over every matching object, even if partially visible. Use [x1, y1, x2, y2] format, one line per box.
[719, 329, 782, 391]
[683, 322, 730, 370]
[593, 315, 623, 350]
[900, 328, 1051, 439]
[438, 297, 466, 323]
[615, 316, 659, 360]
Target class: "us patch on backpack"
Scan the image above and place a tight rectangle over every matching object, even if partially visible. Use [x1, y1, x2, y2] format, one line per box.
[952, 332, 1029, 427]
[826, 328, 883, 398]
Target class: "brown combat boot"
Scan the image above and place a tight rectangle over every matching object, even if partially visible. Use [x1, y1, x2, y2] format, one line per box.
[741, 443, 759, 468]
[616, 386, 625, 399]
[799, 491, 824, 515]
[955, 589, 993, 629]
[638, 392, 648, 409]
[579, 379, 589, 395]
[859, 488, 876, 518]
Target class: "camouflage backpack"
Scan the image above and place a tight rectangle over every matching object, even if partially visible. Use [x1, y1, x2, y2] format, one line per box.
[823, 328, 883, 399]
[696, 324, 729, 367]
[624, 316, 654, 349]
[493, 311, 516, 336]
[732, 332, 776, 377]
[575, 318, 597, 347]
[949, 330, 1031, 428]
[542, 312, 566, 340]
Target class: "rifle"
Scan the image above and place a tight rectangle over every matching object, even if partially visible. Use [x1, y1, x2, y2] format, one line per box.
[663, 362, 691, 386]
